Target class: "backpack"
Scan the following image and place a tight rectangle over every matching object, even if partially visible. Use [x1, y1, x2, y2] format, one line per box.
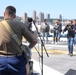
[45, 24, 50, 32]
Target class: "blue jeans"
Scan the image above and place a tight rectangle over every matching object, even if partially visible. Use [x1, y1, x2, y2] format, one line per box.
[74, 34, 76, 45]
[58, 32, 61, 41]
[0, 54, 26, 75]
[67, 37, 74, 54]
[42, 32, 48, 42]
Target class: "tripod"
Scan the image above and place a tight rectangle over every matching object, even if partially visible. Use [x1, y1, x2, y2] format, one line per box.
[33, 22, 49, 75]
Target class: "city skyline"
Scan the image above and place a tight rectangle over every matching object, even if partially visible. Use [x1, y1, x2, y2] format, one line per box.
[22, 11, 51, 22]
[0, 0, 76, 19]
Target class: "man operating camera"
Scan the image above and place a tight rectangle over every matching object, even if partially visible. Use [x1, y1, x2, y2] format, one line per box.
[63, 20, 74, 56]
[25, 17, 33, 30]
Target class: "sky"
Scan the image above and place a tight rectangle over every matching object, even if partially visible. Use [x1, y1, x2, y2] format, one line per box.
[0, 0, 76, 19]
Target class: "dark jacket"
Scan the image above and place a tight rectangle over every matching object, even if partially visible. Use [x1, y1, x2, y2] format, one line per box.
[63, 25, 74, 38]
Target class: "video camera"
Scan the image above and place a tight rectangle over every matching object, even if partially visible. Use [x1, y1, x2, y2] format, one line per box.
[67, 24, 71, 27]
[28, 17, 36, 25]
[28, 17, 33, 22]
[66, 24, 72, 29]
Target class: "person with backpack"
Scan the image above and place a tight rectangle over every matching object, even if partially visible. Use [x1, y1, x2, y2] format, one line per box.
[40, 19, 50, 43]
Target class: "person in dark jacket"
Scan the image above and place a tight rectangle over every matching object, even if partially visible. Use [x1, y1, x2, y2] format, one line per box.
[63, 20, 74, 56]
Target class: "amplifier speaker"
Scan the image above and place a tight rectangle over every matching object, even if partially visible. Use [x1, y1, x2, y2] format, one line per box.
[65, 69, 76, 75]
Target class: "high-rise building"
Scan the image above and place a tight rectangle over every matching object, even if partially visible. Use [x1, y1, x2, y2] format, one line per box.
[46, 14, 50, 19]
[38, 12, 44, 22]
[42, 13, 44, 22]
[32, 10, 36, 21]
[59, 14, 62, 22]
[22, 12, 27, 20]
[38, 12, 41, 22]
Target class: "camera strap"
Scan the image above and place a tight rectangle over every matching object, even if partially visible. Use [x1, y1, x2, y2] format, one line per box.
[2, 20, 27, 53]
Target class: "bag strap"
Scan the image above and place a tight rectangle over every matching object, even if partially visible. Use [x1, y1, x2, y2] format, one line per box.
[1, 20, 28, 53]
[2, 20, 21, 45]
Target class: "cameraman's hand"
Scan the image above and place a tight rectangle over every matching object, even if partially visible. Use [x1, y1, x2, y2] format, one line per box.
[68, 26, 71, 28]
[67, 25, 71, 28]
